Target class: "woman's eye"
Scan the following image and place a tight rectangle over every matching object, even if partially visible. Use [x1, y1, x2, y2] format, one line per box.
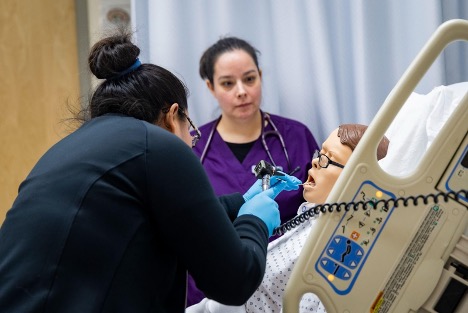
[220, 81, 233, 88]
[244, 76, 257, 84]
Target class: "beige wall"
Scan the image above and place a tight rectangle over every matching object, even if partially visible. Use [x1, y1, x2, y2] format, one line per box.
[0, 0, 80, 224]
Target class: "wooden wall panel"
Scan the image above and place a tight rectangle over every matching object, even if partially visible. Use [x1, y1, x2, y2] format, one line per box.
[0, 0, 80, 223]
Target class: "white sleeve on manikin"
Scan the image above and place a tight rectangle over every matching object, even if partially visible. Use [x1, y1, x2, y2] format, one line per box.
[186, 298, 246, 313]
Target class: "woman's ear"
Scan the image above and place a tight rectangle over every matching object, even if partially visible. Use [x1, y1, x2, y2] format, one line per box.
[163, 103, 179, 133]
[206, 80, 215, 95]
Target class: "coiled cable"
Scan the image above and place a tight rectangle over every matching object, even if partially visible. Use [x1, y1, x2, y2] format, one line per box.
[273, 189, 468, 236]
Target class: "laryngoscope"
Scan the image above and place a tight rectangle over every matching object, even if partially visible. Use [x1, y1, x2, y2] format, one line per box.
[254, 160, 286, 191]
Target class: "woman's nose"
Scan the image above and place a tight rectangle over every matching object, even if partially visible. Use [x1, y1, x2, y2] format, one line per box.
[236, 82, 247, 98]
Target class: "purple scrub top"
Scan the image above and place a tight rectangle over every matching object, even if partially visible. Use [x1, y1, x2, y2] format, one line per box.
[193, 112, 319, 225]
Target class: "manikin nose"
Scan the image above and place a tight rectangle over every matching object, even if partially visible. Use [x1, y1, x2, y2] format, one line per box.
[311, 158, 319, 168]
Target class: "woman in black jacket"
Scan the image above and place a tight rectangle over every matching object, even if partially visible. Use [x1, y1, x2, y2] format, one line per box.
[0, 30, 300, 313]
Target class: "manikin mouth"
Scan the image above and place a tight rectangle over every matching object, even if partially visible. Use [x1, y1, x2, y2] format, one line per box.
[303, 175, 316, 187]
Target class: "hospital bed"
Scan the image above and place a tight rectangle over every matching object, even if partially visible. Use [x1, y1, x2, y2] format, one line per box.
[283, 19, 468, 313]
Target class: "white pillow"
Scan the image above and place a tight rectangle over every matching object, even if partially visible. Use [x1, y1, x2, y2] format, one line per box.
[379, 82, 468, 176]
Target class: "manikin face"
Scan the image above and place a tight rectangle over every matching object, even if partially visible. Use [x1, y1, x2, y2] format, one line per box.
[302, 128, 353, 204]
[207, 49, 262, 121]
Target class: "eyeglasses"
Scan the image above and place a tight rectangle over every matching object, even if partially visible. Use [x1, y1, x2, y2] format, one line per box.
[313, 150, 345, 169]
[178, 110, 201, 147]
[161, 107, 201, 147]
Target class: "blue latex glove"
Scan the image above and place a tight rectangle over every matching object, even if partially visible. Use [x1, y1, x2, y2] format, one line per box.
[238, 188, 282, 237]
[243, 172, 302, 202]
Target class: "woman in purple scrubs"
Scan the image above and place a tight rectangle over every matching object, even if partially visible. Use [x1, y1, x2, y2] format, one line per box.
[188, 36, 319, 306]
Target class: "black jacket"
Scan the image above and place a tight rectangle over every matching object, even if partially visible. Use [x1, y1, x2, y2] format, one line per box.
[0, 114, 269, 312]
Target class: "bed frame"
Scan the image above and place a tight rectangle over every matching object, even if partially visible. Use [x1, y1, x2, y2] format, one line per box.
[283, 19, 468, 313]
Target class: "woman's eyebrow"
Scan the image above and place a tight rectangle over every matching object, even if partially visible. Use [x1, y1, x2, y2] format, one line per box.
[243, 69, 257, 76]
[218, 70, 256, 80]
[217, 75, 233, 80]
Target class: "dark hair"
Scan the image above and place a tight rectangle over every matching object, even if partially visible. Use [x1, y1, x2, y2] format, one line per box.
[199, 36, 260, 85]
[337, 124, 389, 160]
[85, 30, 189, 124]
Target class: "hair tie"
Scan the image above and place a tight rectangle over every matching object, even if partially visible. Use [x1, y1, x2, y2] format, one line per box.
[111, 58, 141, 79]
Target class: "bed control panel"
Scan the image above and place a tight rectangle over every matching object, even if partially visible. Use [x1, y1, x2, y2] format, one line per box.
[315, 181, 395, 294]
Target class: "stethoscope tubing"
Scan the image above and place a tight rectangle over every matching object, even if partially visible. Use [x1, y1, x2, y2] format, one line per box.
[200, 111, 295, 174]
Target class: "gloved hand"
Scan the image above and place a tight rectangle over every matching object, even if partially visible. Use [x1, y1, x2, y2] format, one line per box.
[243, 173, 302, 202]
[238, 188, 281, 237]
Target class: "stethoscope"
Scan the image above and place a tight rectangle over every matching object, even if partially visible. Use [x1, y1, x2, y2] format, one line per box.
[200, 111, 300, 175]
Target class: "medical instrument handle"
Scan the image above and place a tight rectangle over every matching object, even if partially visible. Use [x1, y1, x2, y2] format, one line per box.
[262, 174, 270, 191]
[254, 160, 286, 190]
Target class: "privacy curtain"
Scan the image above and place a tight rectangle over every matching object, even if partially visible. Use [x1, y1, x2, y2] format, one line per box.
[132, 0, 468, 143]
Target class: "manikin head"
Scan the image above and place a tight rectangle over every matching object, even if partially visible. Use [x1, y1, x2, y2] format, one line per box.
[303, 124, 389, 204]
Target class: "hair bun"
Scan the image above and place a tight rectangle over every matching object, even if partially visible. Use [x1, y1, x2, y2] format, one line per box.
[88, 31, 140, 79]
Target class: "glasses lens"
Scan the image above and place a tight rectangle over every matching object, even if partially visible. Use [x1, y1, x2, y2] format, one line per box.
[189, 126, 201, 147]
[314, 150, 329, 168]
[320, 155, 328, 168]
[183, 114, 200, 145]
[192, 134, 199, 147]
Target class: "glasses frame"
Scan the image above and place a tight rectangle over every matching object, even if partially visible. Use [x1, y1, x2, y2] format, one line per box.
[313, 150, 345, 169]
[179, 110, 201, 147]
[162, 107, 201, 147]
